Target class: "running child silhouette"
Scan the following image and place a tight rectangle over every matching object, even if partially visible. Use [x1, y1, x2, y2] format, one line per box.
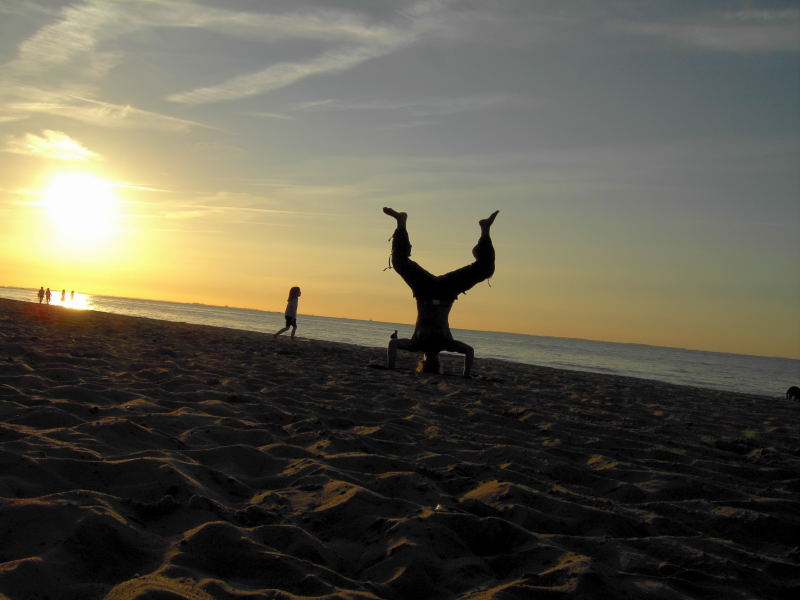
[274, 286, 301, 340]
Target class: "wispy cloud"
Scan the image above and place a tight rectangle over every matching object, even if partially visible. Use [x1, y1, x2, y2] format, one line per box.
[167, 0, 455, 104]
[0, 185, 39, 204]
[247, 112, 295, 121]
[134, 190, 294, 223]
[10, 0, 402, 72]
[176, 5, 402, 46]
[294, 93, 524, 118]
[116, 182, 171, 194]
[3, 130, 99, 161]
[11, 2, 129, 72]
[2, 0, 456, 122]
[1, 80, 208, 131]
[167, 44, 396, 104]
[8, 93, 208, 132]
[164, 204, 294, 221]
[0, 1, 208, 130]
[294, 99, 337, 111]
[613, 9, 800, 52]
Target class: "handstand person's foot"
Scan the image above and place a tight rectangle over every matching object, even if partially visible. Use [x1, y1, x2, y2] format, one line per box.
[479, 210, 499, 235]
[383, 207, 407, 227]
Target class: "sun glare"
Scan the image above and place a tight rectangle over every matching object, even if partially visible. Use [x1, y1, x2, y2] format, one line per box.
[41, 172, 121, 243]
[49, 291, 93, 311]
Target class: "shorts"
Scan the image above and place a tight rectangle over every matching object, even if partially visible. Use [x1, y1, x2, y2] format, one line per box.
[284, 315, 297, 327]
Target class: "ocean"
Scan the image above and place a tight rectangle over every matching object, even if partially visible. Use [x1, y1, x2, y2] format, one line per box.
[2, 286, 797, 397]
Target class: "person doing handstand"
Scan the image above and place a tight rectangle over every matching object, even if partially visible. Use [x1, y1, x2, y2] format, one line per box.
[383, 207, 498, 376]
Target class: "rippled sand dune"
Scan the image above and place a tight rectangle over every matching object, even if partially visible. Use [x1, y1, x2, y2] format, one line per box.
[1, 298, 798, 599]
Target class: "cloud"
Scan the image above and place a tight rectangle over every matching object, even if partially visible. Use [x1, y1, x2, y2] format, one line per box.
[167, 43, 401, 104]
[3, 0, 455, 120]
[9, 0, 395, 77]
[135, 190, 294, 222]
[3, 85, 208, 132]
[613, 9, 800, 53]
[3, 130, 99, 161]
[165, 204, 293, 221]
[293, 93, 524, 118]
[166, 0, 453, 104]
[0, 1, 209, 131]
[294, 99, 337, 111]
[176, 5, 401, 46]
[248, 112, 295, 121]
[116, 182, 170, 193]
[11, 2, 128, 71]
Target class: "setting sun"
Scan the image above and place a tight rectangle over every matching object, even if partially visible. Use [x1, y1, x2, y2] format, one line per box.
[40, 172, 121, 243]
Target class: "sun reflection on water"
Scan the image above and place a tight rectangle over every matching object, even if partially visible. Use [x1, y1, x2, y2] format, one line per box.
[48, 292, 93, 311]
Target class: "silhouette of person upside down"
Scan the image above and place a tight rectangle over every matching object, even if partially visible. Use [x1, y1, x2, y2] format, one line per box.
[383, 207, 498, 376]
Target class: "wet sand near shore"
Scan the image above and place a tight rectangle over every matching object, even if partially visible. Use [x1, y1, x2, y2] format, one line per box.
[1, 297, 798, 599]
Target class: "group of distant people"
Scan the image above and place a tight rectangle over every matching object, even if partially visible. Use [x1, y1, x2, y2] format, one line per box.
[37, 287, 74, 305]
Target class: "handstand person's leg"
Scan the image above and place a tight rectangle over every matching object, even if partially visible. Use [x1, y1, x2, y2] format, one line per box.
[383, 207, 436, 292]
[448, 340, 474, 377]
[443, 212, 496, 375]
[383, 207, 407, 229]
[471, 209, 499, 266]
[438, 210, 499, 296]
[475, 210, 499, 258]
[384, 207, 410, 266]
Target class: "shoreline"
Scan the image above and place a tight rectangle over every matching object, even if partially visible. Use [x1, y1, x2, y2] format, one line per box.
[0, 296, 784, 398]
[1, 297, 798, 599]
[4, 285, 797, 363]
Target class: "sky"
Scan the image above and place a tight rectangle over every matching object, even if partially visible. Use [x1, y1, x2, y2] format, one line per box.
[0, 0, 798, 359]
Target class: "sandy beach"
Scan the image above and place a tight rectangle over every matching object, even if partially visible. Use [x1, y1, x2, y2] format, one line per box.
[0, 297, 798, 599]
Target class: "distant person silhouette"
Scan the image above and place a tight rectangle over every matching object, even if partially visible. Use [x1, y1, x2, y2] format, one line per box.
[37, 287, 44, 303]
[274, 286, 302, 340]
[70, 290, 75, 301]
[61, 289, 66, 303]
[383, 207, 498, 376]
[45, 288, 51, 304]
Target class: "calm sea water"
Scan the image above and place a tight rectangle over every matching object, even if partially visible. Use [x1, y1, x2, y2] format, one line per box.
[2, 286, 797, 397]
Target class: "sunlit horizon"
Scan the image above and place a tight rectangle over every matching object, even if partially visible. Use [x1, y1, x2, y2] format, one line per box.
[2, 284, 797, 362]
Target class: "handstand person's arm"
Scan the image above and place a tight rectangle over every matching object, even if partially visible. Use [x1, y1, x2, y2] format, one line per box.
[387, 336, 417, 368]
